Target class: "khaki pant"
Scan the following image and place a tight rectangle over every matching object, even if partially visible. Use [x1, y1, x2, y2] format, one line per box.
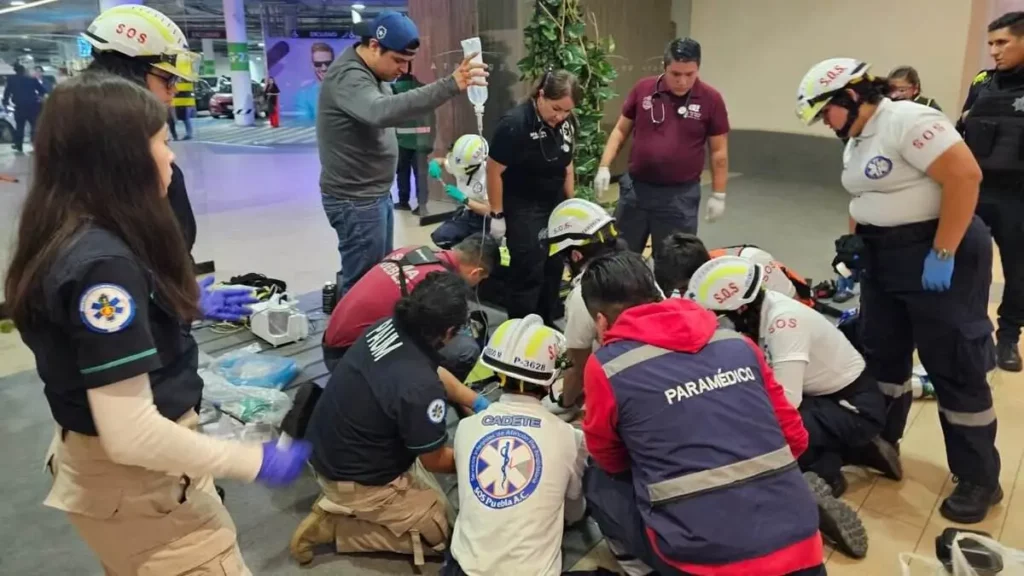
[302, 461, 451, 565]
[44, 412, 250, 576]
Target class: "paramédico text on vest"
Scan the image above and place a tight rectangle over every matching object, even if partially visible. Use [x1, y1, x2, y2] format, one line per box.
[665, 367, 757, 405]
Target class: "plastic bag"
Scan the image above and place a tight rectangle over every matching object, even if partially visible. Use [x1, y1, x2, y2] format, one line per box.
[899, 532, 1024, 575]
[210, 344, 299, 390]
[198, 369, 292, 442]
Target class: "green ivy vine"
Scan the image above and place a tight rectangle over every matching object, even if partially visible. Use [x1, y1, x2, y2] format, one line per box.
[518, 0, 617, 202]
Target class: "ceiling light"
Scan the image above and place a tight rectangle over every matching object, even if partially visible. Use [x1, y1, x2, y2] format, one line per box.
[352, 3, 365, 10]
[11, 1, 27, 6]
[0, 0, 59, 15]
[257, 42, 264, 47]
[23, 47, 31, 52]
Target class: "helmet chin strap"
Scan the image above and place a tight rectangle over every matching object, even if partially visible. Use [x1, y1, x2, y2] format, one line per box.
[829, 90, 861, 140]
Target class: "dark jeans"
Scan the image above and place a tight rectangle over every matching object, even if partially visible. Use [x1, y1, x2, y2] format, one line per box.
[431, 208, 487, 249]
[13, 106, 38, 151]
[615, 174, 702, 258]
[396, 147, 420, 205]
[859, 216, 1000, 488]
[321, 193, 394, 299]
[504, 202, 564, 325]
[976, 189, 1024, 344]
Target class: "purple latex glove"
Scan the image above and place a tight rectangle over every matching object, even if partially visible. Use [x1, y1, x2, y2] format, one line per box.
[197, 277, 259, 322]
[256, 439, 313, 486]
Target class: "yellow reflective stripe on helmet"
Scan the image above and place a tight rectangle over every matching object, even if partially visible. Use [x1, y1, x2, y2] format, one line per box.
[463, 137, 483, 163]
[554, 206, 592, 221]
[697, 264, 749, 303]
[490, 321, 514, 350]
[522, 328, 549, 360]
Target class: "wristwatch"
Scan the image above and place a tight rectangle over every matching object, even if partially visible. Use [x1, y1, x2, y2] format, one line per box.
[490, 211, 504, 220]
[934, 248, 954, 260]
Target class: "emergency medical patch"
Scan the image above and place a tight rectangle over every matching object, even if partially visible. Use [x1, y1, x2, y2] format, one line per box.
[427, 398, 447, 424]
[642, 95, 653, 111]
[973, 71, 989, 85]
[469, 428, 543, 509]
[864, 156, 893, 180]
[79, 284, 136, 334]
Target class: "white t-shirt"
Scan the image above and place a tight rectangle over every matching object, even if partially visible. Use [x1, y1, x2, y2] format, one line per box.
[457, 162, 488, 203]
[842, 98, 961, 227]
[451, 394, 587, 576]
[564, 282, 598, 351]
[759, 291, 865, 407]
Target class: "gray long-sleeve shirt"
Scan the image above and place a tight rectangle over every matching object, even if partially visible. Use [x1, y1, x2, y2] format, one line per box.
[317, 45, 461, 200]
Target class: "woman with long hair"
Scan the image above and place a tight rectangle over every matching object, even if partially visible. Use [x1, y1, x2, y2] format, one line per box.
[486, 69, 582, 326]
[4, 73, 311, 575]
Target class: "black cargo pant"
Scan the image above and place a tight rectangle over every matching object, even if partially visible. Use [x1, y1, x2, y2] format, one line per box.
[504, 200, 564, 326]
[976, 185, 1024, 345]
[798, 370, 886, 484]
[858, 217, 1000, 488]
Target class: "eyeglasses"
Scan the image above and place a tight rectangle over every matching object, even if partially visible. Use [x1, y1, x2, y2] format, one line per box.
[312, 61, 332, 70]
[148, 71, 178, 91]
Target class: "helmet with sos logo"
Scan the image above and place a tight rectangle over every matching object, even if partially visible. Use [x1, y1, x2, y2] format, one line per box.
[685, 255, 763, 311]
[735, 247, 797, 299]
[83, 5, 200, 82]
[481, 314, 567, 387]
[795, 57, 871, 126]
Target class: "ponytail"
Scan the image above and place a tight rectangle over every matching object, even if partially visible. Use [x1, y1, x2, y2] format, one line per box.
[526, 68, 583, 105]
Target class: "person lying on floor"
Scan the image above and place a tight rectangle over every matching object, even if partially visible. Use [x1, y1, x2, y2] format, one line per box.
[429, 134, 494, 249]
[579, 251, 827, 576]
[290, 272, 471, 567]
[686, 256, 904, 559]
[441, 314, 587, 576]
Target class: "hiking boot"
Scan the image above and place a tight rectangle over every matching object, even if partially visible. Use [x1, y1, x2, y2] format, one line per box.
[849, 436, 903, 481]
[805, 472, 868, 559]
[289, 502, 335, 565]
[939, 481, 1003, 524]
[823, 471, 848, 498]
[997, 340, 1022, 372]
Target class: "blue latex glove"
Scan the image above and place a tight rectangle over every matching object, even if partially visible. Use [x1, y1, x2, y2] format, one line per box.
[256, 439, 313, 486]
[922, 250, 954, 291]
[444, 184, 468, 204]
[428, 159, 444, 180]
[472, 394, 491, 413]
[198, 277, 259, 322]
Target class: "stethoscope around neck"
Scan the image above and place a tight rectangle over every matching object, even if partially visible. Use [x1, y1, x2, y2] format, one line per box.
[648, 74, 693, 125]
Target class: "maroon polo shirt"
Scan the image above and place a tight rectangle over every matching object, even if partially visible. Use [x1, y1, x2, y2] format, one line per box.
[623, 76, 729, 185]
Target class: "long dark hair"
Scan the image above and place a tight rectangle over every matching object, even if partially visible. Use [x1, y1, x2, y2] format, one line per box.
[528, 69, 583, 104]
[4, 73, 199, 328]
[725, 289, 766, 343]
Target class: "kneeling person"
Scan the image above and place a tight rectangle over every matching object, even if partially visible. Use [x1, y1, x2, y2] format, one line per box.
[429, 134, 494, 248]
[580, 252, 825, 576]
[443, 315, 587, 576]
[290, 272, 471, 566]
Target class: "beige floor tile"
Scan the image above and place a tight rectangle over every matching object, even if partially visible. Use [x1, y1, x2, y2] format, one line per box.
[567, 539, 622, 573]
[839, 466, 877, 510]
[998, 454, 1024, 549]
[826, 507, 927, 575]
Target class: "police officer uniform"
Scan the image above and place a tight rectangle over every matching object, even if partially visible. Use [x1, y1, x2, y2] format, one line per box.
[445, 395, 587, 576]
[757, 291, 891, 493]
[961, 67, 1024, 371]
[22, 225, 247, 574]
[295, 316, 453, 565]
[489, 99, 575, 325]
[845, 98, 1001, 521]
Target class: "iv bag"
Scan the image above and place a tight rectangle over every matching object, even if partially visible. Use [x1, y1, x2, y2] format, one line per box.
[461, 37, 488, 107]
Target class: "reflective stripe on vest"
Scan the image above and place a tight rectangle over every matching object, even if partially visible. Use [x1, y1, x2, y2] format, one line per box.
[647, 445, 795, 504]
[601, 329, 738, 379]
[395, 127, 432, 135]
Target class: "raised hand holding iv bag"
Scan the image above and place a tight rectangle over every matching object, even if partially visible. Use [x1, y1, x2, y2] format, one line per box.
[461, 37, 487, 134]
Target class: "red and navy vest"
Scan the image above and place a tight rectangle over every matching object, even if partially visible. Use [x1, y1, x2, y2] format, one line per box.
[592, 328, 819, 565]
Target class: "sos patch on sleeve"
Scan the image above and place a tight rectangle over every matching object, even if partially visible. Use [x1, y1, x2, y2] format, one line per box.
[78, 283, 137, 334]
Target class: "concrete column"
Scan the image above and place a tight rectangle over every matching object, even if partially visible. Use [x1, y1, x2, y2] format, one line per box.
[223, 0, 254, 126]
[200, 39, 216, 77]
[99, 0, 141, 11]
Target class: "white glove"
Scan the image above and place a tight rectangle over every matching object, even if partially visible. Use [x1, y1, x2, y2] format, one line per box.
[705, 192, 726, 222]
[489, 216, 506, 239]
[594, 167, 611, 195]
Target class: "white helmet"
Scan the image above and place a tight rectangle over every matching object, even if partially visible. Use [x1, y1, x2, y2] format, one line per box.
[446, 134, 489, 176]
[83, 5, 199, 81]
[545, 198, 616, 257]
[735, 247, 796, 299]
[481, 315, 566, 387]
[796, 58, 871, 125]
[685, 255, 763, 311]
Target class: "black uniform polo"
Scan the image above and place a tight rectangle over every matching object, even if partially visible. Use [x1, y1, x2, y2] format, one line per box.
[18, 225, 203, 435]
[307, 316, 449, 486]
[167, 163, 197, 255]
[489, 99, 575, 209]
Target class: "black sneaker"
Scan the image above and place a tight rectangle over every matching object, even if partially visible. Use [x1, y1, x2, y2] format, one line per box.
[847, 436, 903, 481]
[939, 481, 1003, 524]
[805, 472, 868, 559]
[997, 340, 1022, 372]
[395, 202, 412, 211]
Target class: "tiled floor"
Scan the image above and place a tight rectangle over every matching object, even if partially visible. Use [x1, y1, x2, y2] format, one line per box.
[1, 140, 1022, 575]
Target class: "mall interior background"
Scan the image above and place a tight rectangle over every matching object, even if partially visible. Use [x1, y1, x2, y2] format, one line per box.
[3, 0, 1024, 574]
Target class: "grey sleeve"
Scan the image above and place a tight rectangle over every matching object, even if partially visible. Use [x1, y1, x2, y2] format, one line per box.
[331, 72, 461, 128]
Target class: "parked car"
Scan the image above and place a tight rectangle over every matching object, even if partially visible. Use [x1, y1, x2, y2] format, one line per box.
[194, 79, 215, 112]
[0, 107, 13, 144]
[208, 80, 269, 119]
